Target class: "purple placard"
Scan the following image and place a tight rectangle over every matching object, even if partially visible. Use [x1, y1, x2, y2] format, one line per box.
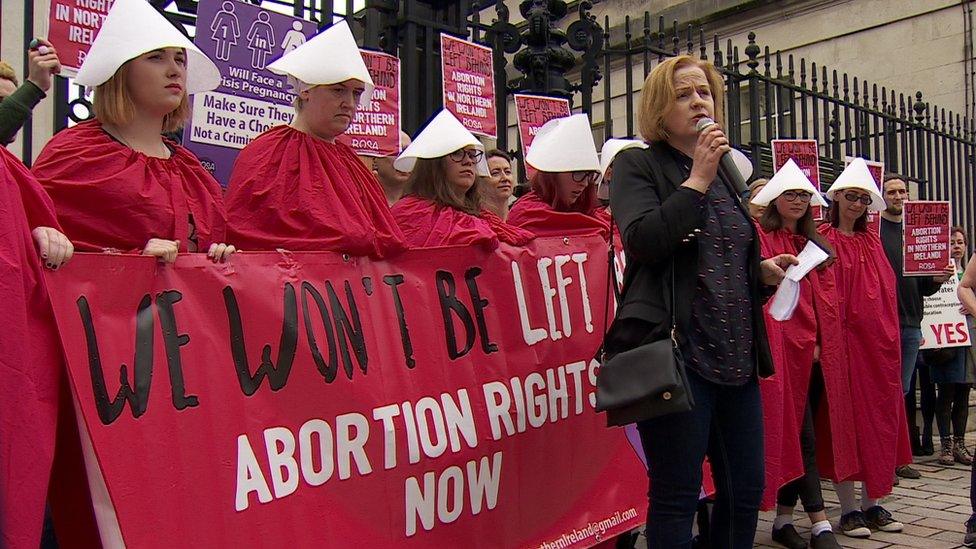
[183, 0, 317, 186]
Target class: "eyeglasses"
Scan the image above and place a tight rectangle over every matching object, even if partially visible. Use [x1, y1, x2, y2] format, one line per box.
[781, 190, 813, 203]
[842, 191, 873, 205]
[572, 171, 600, 184]
[448, 149, 485, 163]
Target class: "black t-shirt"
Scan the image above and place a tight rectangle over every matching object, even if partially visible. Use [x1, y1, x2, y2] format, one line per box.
[880, 217, 943, 328]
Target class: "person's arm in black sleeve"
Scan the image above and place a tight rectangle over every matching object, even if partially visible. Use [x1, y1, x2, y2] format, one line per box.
[609, 148, 707, 265]
[920, 276, 945, 297]
[0, 81, 45, 144]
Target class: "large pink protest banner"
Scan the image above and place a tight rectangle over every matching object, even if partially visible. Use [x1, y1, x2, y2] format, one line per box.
[44, 238, 647, 548]
[338, 50, 401, 157]
[515, 94, 572, 180]
[772, 140, 821, 219]
[46, 0, 112, 73]
[903, 201, 951, 276]
[440, 34, 496, 139]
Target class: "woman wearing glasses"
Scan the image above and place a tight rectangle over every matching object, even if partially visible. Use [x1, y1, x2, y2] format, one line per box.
[507, 114, 609, 239]
[608, 55, 796, 548]
[391, 110, 534, 249]
[750, 160, 849, 549]
[818, 158, 911, 539]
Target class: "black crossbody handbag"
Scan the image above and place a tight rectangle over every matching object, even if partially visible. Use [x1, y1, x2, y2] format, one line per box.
[594, 218, 694, 426]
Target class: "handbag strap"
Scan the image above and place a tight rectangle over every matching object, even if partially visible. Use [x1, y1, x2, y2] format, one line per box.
[599, 210, 677, 359]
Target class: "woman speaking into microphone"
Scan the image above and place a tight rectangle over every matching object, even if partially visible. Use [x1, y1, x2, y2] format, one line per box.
[607, 55, 796, 548]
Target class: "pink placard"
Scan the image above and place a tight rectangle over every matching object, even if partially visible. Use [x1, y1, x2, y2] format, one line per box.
[440, 34, 496, 138]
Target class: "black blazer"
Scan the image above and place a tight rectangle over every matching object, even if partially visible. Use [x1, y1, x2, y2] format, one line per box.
[607, 141, 774, 378]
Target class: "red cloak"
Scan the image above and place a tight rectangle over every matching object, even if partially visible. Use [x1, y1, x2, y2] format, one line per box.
[391, 195, 535, 249]
[507, 191, 610, 240]
[224, 125, 405, 257]
[756, 227, 860, 508]
[0, 148, 99, 548]
[818, 225, 912, 498]
[31, 120, 227, 253]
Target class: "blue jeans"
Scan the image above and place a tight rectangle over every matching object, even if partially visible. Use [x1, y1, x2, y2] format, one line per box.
[900, 327, 923, 395]
[637, 370, 765, 549]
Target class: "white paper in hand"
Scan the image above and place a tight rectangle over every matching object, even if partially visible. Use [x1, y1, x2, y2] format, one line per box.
[769, 241, 830, 321]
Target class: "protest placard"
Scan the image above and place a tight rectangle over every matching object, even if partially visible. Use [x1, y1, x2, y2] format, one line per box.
[440, 34, 496, 139]
[182, 0, 317, 185]
[920, 269, 970, 349]
[904, 200, 951, 276]
[46, 0, 112, 74]
[337, 50, 401, 157]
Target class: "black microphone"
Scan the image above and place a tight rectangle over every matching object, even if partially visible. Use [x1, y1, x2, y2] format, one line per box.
[695, 117, 747, 195]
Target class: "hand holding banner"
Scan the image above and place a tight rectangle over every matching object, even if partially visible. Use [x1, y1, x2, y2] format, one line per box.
[440, 34, 496, 139]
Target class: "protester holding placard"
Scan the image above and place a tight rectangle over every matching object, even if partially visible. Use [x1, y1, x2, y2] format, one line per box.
[818, 158, 912, 538]
[881, 177, 953, 395]
[607, 54, 796, 548]
[928, 226, 974, 466]
[480, 149, 515, 220]
[390, 109, 533, 249]
[224, 20, 405, 257]
[507, 114, 610, 240]
[0, 146, 77, 549]
[0, 39, 62, 145]
[31, 0, 234, 264]
[750, 160, 849, 549]
[369, 130, 412, 206]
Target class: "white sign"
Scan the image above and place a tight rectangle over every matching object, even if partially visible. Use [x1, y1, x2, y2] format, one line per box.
[920, 271, 971, 349]
[189, 91, 295, 150]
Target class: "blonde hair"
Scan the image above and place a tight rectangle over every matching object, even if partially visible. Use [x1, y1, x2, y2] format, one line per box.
[0, 61, 17, 86]
[637, 55, 725, 142]
[93, 60, 190, 133]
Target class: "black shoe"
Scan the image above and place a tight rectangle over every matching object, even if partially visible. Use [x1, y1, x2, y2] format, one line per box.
[895, 464, 921, 479]
[965, 516, 976, 546]
[864, 505, 904, 532]
[772, 523, 807, 549]
[811, 530, 842, 549]
[839, 511, 871, 538]
[922, 434, 935, 455]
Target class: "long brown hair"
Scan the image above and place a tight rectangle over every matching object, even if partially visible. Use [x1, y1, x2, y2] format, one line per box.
[760, 195, 834, 256]
[406, 156, 482, 215]
[529, 171, 598, 214]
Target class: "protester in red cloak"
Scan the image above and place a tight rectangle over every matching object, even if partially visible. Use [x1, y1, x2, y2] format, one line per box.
[224, 20, 405, 257]
[0, 146, 78, 549]
[751, 160, 855, 548]
[30, 1, 231, 544]
[508, 171, 609, 239]
[508, 114, 609, 240]
[32, 49, 234, 263]
[818, 178, 912, 538]
[390, 110, 533, 249]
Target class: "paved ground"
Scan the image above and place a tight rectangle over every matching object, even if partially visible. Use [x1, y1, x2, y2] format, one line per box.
[754, 454, 973, 548]
[630, 449, 975, 548]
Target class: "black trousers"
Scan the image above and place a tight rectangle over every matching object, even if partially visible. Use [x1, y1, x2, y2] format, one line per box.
[775, 364, 826, 514]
